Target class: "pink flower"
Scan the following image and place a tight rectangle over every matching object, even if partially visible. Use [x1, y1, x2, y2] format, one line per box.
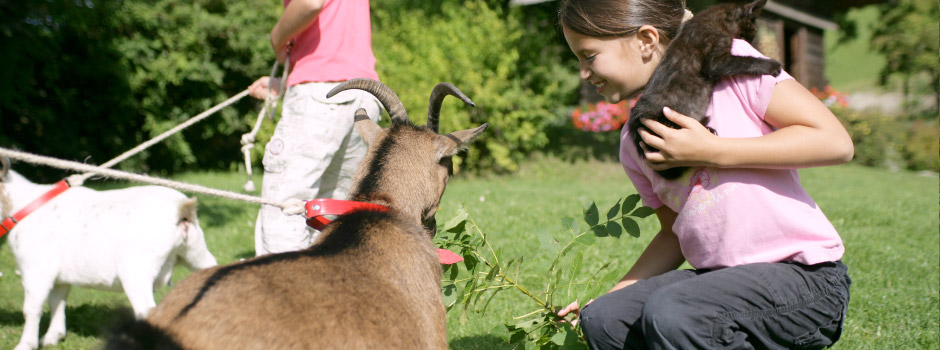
[570, 97, 638, 132]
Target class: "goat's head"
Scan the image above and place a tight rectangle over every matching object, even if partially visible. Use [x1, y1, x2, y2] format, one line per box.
[327, 79, 487, 237]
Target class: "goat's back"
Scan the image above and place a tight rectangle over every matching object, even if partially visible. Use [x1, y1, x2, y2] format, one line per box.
[140, 211, 447, 349]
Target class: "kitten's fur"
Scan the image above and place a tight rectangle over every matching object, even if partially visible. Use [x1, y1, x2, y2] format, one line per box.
[627, 0, 781, 180]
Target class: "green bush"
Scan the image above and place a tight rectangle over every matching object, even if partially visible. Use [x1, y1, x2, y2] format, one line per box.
[371, 0, 579, 173]
[1, 0, 280, 181]
[901, 119, 940, 172]
[833, 107, 939, 172]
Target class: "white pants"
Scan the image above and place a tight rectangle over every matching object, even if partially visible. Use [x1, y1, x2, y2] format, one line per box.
[254, 82, 381, 256]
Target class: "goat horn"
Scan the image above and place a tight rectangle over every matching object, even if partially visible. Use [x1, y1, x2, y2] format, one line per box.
[327, 78, 408, 122]
[427, 82, 475, 133]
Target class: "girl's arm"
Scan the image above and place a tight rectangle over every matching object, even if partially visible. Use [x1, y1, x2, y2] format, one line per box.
[607, 206, 685, 293]
[270, 0, 326, 62]
[638, 79, 854, 169]
[557, 206, 683, 319]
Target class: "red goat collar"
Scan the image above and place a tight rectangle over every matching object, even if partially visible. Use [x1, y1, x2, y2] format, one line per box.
[304, 198, 463, 265]
[0, 179, 71, 237]
[304, 198, 390, 230]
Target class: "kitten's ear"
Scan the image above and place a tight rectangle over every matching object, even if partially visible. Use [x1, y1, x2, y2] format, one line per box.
[745, 0, 768, 15]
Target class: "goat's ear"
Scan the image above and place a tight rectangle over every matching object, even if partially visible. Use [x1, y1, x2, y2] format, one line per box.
[436, 123, 488, 158]
[353, 108, 381, 145]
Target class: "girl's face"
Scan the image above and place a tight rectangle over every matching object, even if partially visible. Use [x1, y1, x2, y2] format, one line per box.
[563, 25, 661, 103]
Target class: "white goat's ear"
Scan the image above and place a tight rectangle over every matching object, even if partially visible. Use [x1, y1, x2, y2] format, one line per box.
[436, 123, 488, 158]
[353, 108, 381, 145]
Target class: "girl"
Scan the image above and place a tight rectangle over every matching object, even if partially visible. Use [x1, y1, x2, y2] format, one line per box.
[556, 0, 853, 349]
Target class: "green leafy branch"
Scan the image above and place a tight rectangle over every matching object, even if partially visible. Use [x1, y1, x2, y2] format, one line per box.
[434, 194, 655, 349]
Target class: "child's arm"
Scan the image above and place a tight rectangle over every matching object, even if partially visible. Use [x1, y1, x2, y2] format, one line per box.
[270, 0, 326, 62]
[638, 80, 854, 170]
[556, 206, 684, 320]
[608, 206, 685, 293]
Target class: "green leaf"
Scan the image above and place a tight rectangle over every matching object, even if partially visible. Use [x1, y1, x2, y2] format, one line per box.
[492, 324, 512, 342]
[622, 194, 641, 215]
[539, 230, 560, 252]
[508, 325, 528, 344]
[514, 318, 539, 329]
[573, 232, 596, 246]
[583, 202, 599, 226]
[591, 224, 608, 237]
[444, 208, 469, 231]
[446, 263, 460, 281]
[442, 283, 458, 307]
[606, 221, 622, 238]
[622, 217, 641, 237]
[562, 216, 579, 234]
[606, 199, 621, 220]
[550, 331, 567, 346]
[464, 254, 478, 271]
[630, 206, 656, 218]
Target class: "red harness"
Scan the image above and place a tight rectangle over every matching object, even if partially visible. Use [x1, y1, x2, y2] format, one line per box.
[304, 198, 463, 265]
[0, 179, 71, 237]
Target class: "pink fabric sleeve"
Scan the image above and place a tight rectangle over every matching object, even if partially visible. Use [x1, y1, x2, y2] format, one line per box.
[729, 39, 794, 120]
[619, 130, 665, 208]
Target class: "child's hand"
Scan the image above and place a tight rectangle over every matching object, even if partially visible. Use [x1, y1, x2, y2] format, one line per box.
[639, 106, 720, 170]
[556, 299, 593, 326]
[248, 76, 282, 101]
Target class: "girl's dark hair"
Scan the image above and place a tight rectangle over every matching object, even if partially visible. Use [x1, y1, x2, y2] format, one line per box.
[558, 0, 687, 43]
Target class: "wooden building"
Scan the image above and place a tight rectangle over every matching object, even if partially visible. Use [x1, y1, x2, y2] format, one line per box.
[755, 0, 884, 90]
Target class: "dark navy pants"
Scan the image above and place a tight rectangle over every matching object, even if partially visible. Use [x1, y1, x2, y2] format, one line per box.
[579, 261, 850, 350]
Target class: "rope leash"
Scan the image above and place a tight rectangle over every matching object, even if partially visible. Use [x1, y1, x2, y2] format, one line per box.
[0, 147, 306, 216]
[240, 54, 290, 192]
[68, 89, 251, 187]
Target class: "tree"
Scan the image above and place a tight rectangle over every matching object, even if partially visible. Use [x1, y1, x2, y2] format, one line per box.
[0, 0, 280, 181]
[870, 0, 939, 115]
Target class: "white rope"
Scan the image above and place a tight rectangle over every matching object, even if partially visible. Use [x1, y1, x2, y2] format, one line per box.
[1, 147, 306, 216]
[68, 89, 252, 187]
[241, 55, 290, 192]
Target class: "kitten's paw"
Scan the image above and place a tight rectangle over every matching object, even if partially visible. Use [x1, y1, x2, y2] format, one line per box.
[762, 59, 782, 76]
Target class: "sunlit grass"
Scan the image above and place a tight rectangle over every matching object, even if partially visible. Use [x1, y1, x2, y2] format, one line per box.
[0, 157, 936, 349]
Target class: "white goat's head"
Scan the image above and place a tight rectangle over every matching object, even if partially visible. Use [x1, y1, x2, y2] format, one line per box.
[327, 79, 487, 237]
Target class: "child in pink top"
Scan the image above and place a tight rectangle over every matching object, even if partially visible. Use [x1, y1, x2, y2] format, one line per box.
[620, 39, 845, 270]
[557, 0, 854, 349]
[247, 0, 384, 255]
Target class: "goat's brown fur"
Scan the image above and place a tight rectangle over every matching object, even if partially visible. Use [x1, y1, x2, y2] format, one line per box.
[107, 80, 486, 350]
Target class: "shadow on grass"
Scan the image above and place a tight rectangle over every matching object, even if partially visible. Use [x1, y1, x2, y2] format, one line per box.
[450, 334, 513, 350]
[197, 200, 252, 229]
[234, 250, 256, 260]
[0, 303, 125, 338]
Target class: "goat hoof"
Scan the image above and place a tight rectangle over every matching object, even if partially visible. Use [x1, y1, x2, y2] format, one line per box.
[13, 342, 37, 350]
[40, 331, 65, 346]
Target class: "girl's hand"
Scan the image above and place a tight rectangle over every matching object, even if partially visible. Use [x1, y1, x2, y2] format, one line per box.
[638, 106, 719, 170]
[248, 76, 282, 101]
[557, 299, 593, 325]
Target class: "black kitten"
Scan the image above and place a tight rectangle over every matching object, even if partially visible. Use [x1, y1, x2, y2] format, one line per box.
[627, 0, 781, 180]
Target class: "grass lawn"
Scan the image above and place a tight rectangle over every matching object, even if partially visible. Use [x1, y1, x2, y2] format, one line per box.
[823, 5, 886, 93]
[0, 157, 936, 349]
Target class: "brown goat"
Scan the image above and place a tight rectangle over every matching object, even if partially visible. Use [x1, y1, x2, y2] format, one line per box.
[106, 79, 487, 350]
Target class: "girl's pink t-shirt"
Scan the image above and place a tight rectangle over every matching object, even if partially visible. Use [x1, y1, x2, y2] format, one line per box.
[620, 39, 844, 269]
[285, 0, 380, 86]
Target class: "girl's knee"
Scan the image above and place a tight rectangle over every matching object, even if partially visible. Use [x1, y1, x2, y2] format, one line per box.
[639, 292, 704, 343]
[578, 302, 607, 336]
[579, 301, 635, 350]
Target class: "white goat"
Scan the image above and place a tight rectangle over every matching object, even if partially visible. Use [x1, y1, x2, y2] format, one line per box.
[0, 162, 218, 350]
